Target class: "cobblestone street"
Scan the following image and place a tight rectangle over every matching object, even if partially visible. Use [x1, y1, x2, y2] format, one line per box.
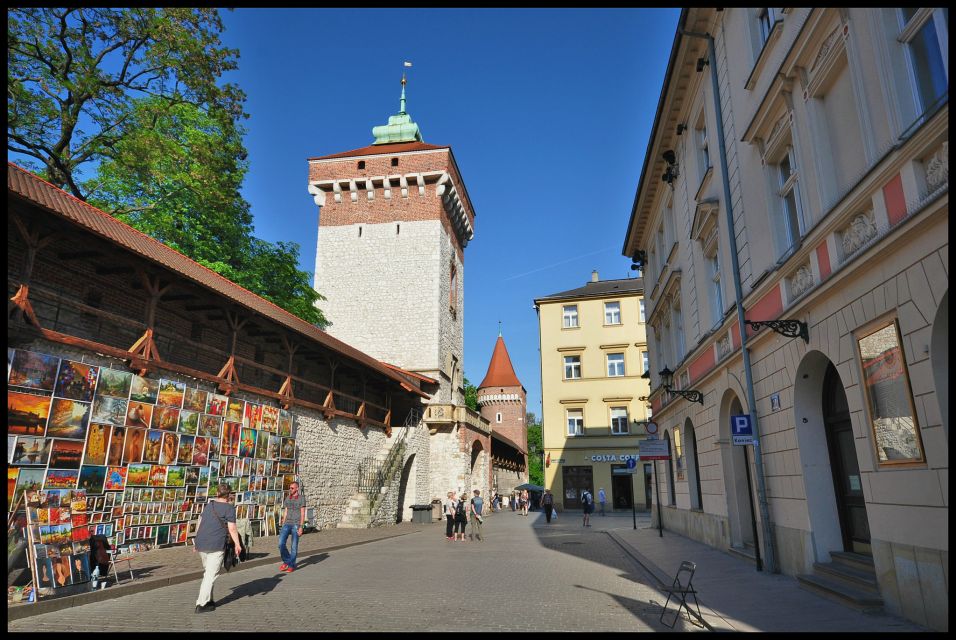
[9, 511, 699, 632]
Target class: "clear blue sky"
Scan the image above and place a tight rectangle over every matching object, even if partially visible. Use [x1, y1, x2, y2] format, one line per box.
[229, 9, 680, 417]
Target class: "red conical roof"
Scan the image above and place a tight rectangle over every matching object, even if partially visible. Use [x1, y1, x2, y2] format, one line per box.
[478, 336, 522, 389]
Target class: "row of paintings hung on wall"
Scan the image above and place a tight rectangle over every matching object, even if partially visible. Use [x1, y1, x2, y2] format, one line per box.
[8, 348, 299, 551]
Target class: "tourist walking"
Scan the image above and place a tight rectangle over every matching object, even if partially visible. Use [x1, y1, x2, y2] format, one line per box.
[193, 484, 242, 613]
[598, 487, 607, 516]
[453, 492, 469, 541]
[278, 481, 307, 572]
[581, 488, 593, 527]
[469, 489, 484, 541]
[520, 489, 529, 516]
[444, 491, 456, 540]
[540, 489, 555, 524]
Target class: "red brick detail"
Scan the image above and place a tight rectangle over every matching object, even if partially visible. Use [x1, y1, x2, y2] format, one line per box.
[730, 322, 740, 350]
[651, 397, 662, 414]
[688, 347, 716, 384]
[816, 242, 831, 280]
[883, 174, 907, 226]
[744, 284, 783, 337]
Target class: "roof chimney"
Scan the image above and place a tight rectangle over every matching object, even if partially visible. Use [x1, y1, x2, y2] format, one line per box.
[591, 270, 599, 282]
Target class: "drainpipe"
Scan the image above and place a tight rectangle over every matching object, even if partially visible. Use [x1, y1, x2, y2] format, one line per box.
[679, 27, 777, 573]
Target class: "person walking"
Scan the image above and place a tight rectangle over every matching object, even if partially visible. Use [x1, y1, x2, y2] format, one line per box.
[598, 487, 607, 516]
[510, 492, 516, 512]
[520, 489, 529, 516]
[444, 491, 456, 540]
[278, 481, 307, 572]
[581, 488, 593, 527]
[469, 489, 484, 541]
[193, 484, 242, 613]
[453, 492, 468, 541]
[540, 489, 555, 524]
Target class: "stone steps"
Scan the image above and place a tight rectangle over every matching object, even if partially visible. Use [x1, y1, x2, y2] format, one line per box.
[796, 551, 882, 613]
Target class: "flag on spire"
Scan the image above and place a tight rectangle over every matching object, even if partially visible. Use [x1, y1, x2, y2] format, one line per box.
[403, 61, 412, 67]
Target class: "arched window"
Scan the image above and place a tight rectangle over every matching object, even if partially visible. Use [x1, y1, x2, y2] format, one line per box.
[664, 431, 676, 505]
[673, 426, 685, 481]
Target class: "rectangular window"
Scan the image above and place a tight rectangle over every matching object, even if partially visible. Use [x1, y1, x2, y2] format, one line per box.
[562, 304, 579, 328]
[563, 355, 581, 380]
[708, 252, 723, 327]
[757, 8, 777, 47]
[639, 299, 646, 323]
[566, 409, 584, 436]
[698, 124, 711, 177]
[642, 351, 649, 374]
[673, 426, 685, 480]
[610, 407, 629, 435]
[606, 353, 625, 377]
[604, 301, 621, 325]
[449, 263, 458, 314]
[776, 146, 804, 251]
[496, 412, 502, 424]
[673, 305, 685, 361]
[899, 8, 948, 115]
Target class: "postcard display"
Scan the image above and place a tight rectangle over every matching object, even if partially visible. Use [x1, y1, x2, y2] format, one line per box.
[8, 348, 299, 597]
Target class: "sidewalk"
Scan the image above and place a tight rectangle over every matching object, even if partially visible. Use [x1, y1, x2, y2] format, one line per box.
[577, 511, 929, 632]
[9, 522, 429, 622]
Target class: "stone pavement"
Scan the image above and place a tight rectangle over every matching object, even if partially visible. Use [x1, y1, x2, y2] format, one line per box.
[574, 510, 930, 632]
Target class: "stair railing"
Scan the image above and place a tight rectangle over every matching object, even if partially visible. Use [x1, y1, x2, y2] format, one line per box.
[355, 408, 421, 515]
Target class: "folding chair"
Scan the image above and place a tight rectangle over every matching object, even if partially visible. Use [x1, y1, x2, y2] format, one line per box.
[107, 548, 136, 584]
[659, 560, 701, 628]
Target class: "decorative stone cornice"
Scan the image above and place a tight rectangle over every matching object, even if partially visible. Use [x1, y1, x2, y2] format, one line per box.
[787, 262, 814, 300]
[839, 211, 877, 261]
[925, 141, 948, 191]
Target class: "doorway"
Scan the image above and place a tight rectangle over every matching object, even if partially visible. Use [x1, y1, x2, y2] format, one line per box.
[561, 466, 593, 510]
[610, 465, 634, 509]
[643, 464, 653, 509]
[824, 362, 871, 554]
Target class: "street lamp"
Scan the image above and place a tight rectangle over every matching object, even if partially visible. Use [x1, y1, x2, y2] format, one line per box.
[658, 366, 704, 404]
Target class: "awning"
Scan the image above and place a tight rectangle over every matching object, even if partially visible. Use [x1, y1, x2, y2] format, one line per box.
[514, 483, 543, 492]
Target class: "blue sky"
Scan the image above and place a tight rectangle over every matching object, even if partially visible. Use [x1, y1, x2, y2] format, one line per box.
[217, 8, 680, 418]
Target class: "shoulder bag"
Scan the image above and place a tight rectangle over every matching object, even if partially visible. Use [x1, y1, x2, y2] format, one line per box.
[208, 502, 238, 571]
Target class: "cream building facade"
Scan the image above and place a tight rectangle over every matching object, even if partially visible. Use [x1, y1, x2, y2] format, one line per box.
[535, 273, 652, 512]
[622, 8, 947, 630]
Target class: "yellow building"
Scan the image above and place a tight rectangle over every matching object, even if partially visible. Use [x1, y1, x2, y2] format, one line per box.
[534, 271, 652, 512]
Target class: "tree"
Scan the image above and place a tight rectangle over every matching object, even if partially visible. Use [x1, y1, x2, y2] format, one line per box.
[526, 413, 543, 486]
[463, 377, 478, 412]
[8, 8, 328, 327]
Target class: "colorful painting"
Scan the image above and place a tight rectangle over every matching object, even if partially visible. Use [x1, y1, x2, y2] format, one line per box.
[123, 428, 146, 464]
[198, 414, 221, 438]
[243, 402, 262, 429]
[260, 405, 279, 433]
[96, 368, 132, 399]
[45, 398, 91, 439]
[148, 465, 167, 487]
[225, 398, 244, 422]
[12, 435, 53, 465]
[129, 375, 159, 404]
[48, 439, 84, 469]
[178, 410, 199, 435]
[280, 437, 296, 460]
[125, 401, 153, 429]
[77, 465, 107, 494]
[83, 423, 110, 466]
[53, 360, 98, 403]
[239, 429, 256, 458]
[157, 379, 186, 408]
[8, 389, 52, 436]
[197, 466, 210, 487]
[8, 467, 19, 505]
[71, 554, 91, 583]
[208, 437, 220, 461]
[277, 409, 293, 437]
[153, 406, 180, 432]
[267, 435, 281, 460]
[127, 464, 151, 486]
[166, 466, 186, 487]
[142, 429, 163, 464]
[192, 436, 210, 466]
[206, 393, 228, 416]
[255, 430, 269, 460]
[106, 426, 125, 466]
[90, 395, 128, 426]
[177, 435, 195, 466]
[104, 466, 127, 492]
[159, 432, 179, 465]
[182, 388, 208, 413]
[44, 468, 79, 490]
[9, 351, 60, 391]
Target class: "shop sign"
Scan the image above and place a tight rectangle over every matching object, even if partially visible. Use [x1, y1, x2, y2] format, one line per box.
[589, 453, 639, 463]
[638, 438, 670, 460]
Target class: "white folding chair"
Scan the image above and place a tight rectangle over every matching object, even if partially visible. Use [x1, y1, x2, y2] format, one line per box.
[107, 548, 136, 584]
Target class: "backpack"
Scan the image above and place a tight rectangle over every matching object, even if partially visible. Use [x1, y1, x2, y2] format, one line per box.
[542, 493, 553, 506]
[455, 499, 466, 518]
[582, 492, 592, 506]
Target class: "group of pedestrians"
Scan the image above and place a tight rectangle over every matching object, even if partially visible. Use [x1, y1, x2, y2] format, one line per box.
[443, 489, 485, 541]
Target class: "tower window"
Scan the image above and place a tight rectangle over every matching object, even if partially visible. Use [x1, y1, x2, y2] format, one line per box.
[391, 158, 399, 167]
[357, 161, 366, 170]
[396, 224, 400, 235]
[358, 226, 362, 237]
[496, 412, 502, 423]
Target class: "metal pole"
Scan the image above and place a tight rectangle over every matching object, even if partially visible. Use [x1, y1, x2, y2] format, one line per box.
[743, 447, 763, 571]
[632, 472, 638, 530]
[680, 27, 777, 573]
[655, 461, 663, 537]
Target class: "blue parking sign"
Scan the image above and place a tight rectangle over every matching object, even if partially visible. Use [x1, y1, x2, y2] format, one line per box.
[731, 414, 753, 445]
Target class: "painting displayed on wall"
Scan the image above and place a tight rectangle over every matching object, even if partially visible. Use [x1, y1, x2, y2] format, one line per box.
[12, 436, 53, 466]
[126, 464, 151, 487]
[243, 403, 262, 430]
[103, 466, 127, 492]
[45, 399, 91, 440]
[8, 390, 52, 436]
[83, 423, 110, 466]
[125, 401, 153, 429]
[260, 405, 279, 433]
[90, 396, 127, 427]
[106, 426, 125, 466]
[157, 379, 186, 408]
[159, 432, 179, 465]
[254, 430, 269, 460]
[96, 368, 132, 399]
[206, 394, 228, 416]
[198, 414, 221, 438]
[123, 428, 146, 465]
[142, 430, 163, 464]
[8, 351, 60, 391]
[77, 466, 106, 494]
[129, 375, 159, 404]
[221, 422, 241, 457]
[48, 439, 84, 469]
[178, 410, 199, 435]
[153, 406, 180, 432]
[44, 468, 79, 490]
[239, 429, 256, 458]
[225, 398, 244, 422]
[857, 319, 925, 464]
[278, 410, 293, 437]
[53, 360, 98, 403]
[182, 388, 208, 413]
[176, 435, 195, 466]
[192, 437, 210, 466]
[166, 466, 186, 487]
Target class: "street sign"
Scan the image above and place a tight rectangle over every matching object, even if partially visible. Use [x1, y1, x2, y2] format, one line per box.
[623, 457, 638, 474]
[731, 414, 754, 445]
[639, 438, 670, 460]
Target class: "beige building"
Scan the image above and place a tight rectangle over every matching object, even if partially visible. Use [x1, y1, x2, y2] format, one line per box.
[622, 8, 947, 630]
[534, 272, 652, 512]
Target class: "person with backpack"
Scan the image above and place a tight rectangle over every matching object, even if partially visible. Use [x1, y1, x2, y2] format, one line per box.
[540, 489, 555, 524]
[469, 489, 484, 541]
[453, 492, 469, 541]
[581, 488, 593, 527]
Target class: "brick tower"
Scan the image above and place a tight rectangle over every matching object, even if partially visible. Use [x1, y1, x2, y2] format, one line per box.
[306, 74, 476, 406]
[476, 332, 527, 453]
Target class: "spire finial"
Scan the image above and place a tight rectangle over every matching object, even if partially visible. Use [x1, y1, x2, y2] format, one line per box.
[371, 61, 423, 145]
[400, 61, 411, 114]
[498, 320, 502, 337]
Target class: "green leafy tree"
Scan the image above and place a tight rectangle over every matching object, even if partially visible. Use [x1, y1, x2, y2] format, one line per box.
[8, 8, 327, 327]
[463, 377, 478, 412]
[526, 412, 543, 486]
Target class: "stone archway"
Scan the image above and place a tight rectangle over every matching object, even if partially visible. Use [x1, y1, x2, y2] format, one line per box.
[931, 290, 948, 440]
[469, 440, 488, 497]
[395, 453, 416, 524]
[718, 389, 754, 548]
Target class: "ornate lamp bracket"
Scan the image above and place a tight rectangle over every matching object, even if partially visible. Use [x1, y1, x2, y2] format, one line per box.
[665, 387, 705, 405]
[745, 319, 809, 343]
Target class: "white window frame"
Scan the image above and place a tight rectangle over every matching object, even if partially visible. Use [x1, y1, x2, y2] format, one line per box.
[562, 304, 579, 328]
[639, 299, 646, 323]
[697, 121, 711, 178]
[563, 355, 581, 380]
[642, 350, 649, 374]
[757, 8, 778, 47]
[606, 353, 625, 377]
[610, 407, 630, 435]
[496, 412, 502, 424]
[566, 408, 584, 436]
[776, 145, 805, 251]
[672, 304, 685, 362]
[604, 301, 622, 325]
[898, 8, 949, 116]
[708, 251, 723, 328]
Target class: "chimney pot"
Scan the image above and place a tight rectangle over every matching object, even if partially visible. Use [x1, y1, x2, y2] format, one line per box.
[591, 270, 599, 282]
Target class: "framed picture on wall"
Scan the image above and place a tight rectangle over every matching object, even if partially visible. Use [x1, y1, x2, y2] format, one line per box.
[856, 318, 925, 465]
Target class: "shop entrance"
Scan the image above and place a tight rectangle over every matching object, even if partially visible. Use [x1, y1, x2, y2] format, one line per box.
[561, 465, 593, 510]
[610, 465, 634, 510]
